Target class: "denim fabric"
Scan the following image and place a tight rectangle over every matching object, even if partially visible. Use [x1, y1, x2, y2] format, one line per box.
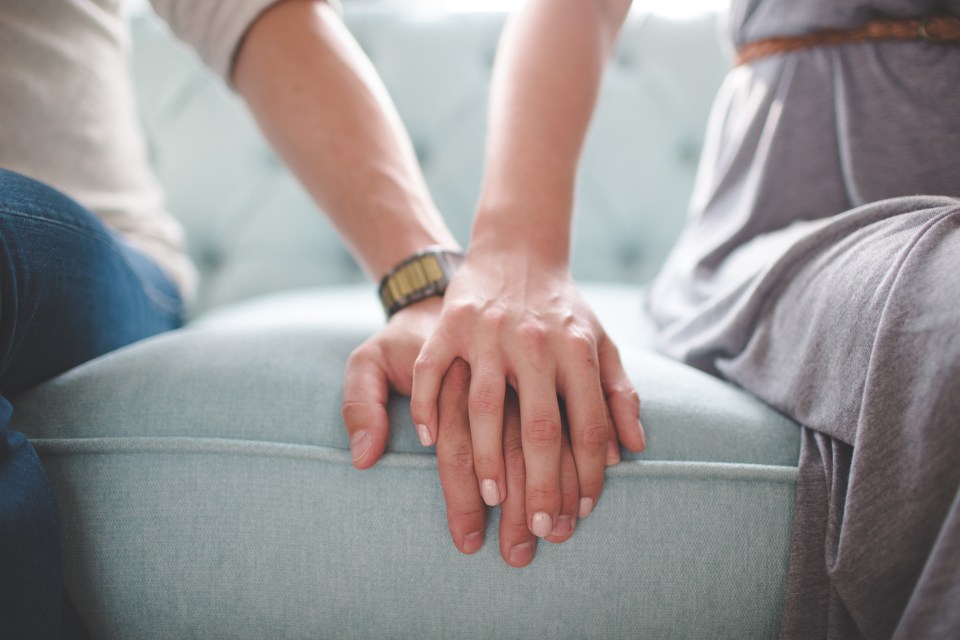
[0, 169, 183, 639]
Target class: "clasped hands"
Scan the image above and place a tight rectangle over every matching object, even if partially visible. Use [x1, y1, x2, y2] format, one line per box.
[342, 249, 645, 567]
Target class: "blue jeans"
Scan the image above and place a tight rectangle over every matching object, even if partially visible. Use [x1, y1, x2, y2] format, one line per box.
[0, 169, 185, 639]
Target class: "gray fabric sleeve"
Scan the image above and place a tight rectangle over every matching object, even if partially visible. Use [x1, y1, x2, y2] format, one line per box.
[149, 0, 341, 85]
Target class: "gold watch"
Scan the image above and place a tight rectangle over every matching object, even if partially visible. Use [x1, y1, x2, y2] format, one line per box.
[378, 246, 464, 317]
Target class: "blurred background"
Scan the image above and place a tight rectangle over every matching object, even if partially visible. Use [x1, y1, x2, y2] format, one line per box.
[128, 0, 732, 315]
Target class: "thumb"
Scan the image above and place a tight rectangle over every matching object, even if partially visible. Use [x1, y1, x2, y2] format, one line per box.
[342, 343, 392, 469]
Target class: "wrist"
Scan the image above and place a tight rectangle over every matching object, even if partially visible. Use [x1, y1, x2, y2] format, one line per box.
[469, 218, 570, 272]
[378, 245, 465, 318]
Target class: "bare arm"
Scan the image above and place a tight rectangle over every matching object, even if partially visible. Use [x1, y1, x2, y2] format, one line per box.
[233, 0, 459, 279]
[473, 0, 632, 260]
[410, 0, 645, 539]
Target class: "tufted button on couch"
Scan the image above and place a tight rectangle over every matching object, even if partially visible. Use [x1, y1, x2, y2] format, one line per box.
[13, 6, 802, 639]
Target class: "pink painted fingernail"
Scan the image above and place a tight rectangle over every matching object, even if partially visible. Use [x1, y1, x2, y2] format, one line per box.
[463, 531, 484, 554]
[509, 542, 535, 566]
[350, 430, 372, 463]
[417, 423, 432, 447]
[481, 479, 500, 506]
[579, 497, 594, 519]
[531, 512, 553, 538]
[606, 438, 621, 466]
[550, 515, 573, 538]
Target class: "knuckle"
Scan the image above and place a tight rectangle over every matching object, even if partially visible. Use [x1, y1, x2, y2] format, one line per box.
[568, 341, 599, 371]
[504, 445, 525, 477]
[517, 321, 549, 353]
[525, 415, 561, 444]
[341, 399, 374, 424]
[439, 444, 476, 476]
[446, 300, 480, 324]
[449, 503, 486, 521]
[472, 451, 502, 474]
[345, 347, 365, 368]
[566, 329, 597, 355]
[345, 344, 377, 371]
[606, 381, 638, 403]
[469, 388, 501, 416]
[502, 426, 523, 453]
[577, 421, 610, 449]
[526, 486, 557, 505]
[413, 352, 435, 376]
[480, 306, 507, 331]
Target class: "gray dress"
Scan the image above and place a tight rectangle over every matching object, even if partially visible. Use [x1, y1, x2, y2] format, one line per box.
[645, 0, 960, 637]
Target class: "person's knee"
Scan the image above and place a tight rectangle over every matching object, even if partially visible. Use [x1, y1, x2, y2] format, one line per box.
[0, 169, 108, 238]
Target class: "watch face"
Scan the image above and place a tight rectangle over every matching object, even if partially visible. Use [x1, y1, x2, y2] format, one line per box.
[386, 254, 444, 303]
[379, 249, 462, 316]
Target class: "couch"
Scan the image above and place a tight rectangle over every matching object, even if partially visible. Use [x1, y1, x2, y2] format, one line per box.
[12, 6, 802, 639]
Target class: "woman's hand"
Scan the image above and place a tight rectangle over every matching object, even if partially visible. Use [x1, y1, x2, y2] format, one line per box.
[410, 247, 645, 538]
[343, 297, 592, 561]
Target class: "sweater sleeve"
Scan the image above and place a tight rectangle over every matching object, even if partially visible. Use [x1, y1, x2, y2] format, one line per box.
[148, 0, 341, 85]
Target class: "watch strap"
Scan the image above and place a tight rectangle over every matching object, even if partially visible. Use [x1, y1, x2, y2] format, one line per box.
[378, 246, 464, 317]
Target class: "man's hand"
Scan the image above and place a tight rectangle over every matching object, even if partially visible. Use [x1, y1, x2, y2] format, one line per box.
[342, 297, 443, 468]
[437, 359, 581, 566]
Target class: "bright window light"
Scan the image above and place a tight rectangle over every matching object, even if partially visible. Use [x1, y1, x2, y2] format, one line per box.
[440, 0, 729, 16]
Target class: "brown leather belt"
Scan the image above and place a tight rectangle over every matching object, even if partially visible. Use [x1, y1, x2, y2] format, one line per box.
[735, 15, 960, 66]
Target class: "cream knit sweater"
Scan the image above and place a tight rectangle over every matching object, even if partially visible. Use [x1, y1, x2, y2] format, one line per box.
[0, 0, 289, 299]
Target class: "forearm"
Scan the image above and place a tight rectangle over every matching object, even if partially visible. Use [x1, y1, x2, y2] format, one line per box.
[473, 0, 631, 266]
[233, 0, 458, 280]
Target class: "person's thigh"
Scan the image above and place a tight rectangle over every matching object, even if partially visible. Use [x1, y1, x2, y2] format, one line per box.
[0, 169, 185, 395]
[0, 168, 185, 639]
[708, 196, 960, 637]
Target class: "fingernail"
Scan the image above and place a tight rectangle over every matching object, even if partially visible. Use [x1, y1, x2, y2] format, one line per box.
[531, 512, 553, 538]
[638, 418, 647, 451]
[606, 439, 621, 466]
[509, 542, 535, 566]
[550, 515, 573, 538]
[350, 430, 372, 463]
[480, 479, 500, 506]
[463, 531, 484, 554]
[579, 497, 594, 519]
[417, 423, 432, 447]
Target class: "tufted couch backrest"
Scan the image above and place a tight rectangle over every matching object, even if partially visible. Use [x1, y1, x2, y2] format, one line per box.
[130, 6, 729, 313]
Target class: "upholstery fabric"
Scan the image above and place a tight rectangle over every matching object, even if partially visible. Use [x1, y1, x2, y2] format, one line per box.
[14, 287, 799, 639]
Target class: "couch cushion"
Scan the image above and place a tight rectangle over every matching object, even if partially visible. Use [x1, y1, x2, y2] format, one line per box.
[11, 286, 800, 639]
[17, 285, 800, 466]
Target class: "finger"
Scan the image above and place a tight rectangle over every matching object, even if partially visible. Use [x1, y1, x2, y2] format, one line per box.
[556, 335, 608, 520]
[517, 368, 563, 539]
[598, 334, 646, 452]
[436, 358, 487, 555]
[468, 356, 506, 506]
[545, 414, 579, 544]
[499, 388, 537, 567]
[342, 344, 391, 469]
[410, 331, 459, 447]
[605, 399, 622, 468]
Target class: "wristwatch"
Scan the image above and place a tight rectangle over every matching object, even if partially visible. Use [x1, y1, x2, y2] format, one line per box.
[378, 246, 464, 318]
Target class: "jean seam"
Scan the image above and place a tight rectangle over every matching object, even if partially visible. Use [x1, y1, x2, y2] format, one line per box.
[0, 207, 184, 319]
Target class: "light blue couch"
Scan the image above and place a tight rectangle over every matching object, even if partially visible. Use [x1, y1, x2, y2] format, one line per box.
[13, 7, 802, 639]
